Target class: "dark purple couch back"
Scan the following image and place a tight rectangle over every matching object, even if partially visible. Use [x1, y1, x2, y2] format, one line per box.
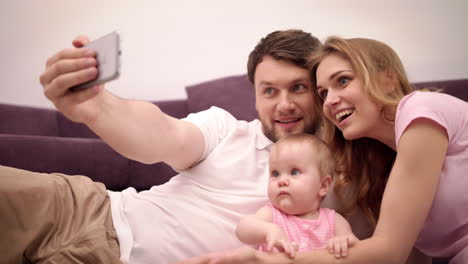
[0, 75, 467, 191]
[185, 75, 468, 120]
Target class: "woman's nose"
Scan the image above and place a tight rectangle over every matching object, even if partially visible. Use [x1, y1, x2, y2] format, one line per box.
[323, 90, 340, 107]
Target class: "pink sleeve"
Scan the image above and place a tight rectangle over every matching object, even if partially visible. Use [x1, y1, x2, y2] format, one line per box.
[394, 91, 461, 146]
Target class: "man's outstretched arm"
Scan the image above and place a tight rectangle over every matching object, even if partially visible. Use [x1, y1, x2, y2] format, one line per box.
[40, 35, 204, 171]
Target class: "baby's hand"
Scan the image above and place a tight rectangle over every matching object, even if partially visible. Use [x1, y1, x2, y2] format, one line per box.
[264, 226, 297, 258]
[327, 234, 359, 258]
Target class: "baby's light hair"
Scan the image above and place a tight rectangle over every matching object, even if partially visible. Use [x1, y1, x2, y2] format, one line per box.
[273, 133, 335, 178]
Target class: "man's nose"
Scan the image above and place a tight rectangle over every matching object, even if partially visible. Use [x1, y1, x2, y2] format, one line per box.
[276, 93, 295, 112]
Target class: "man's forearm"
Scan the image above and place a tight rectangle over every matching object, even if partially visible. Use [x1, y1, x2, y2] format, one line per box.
[86, 90, 197, 166]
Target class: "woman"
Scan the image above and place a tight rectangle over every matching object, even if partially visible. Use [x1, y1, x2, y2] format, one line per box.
[177, 37, 467, 264]
[306, 36, 468, 263]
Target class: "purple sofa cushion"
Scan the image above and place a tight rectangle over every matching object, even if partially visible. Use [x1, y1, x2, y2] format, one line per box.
[58, 113, 99, 138]
[152, 99, 189, 119]
[186, 74, 258, 121]
[0, 104, 59, 136]
[0, 133, 178, 191]
[413, 79, 468, 102]
[0, 134, 129, 190]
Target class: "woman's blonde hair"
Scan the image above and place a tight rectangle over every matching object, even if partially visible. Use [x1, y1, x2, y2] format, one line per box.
[307, 37, 414, 227]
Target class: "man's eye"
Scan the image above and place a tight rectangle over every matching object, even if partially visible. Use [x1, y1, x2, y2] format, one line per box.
[291, 169, 300, 175]
[293, 84, 306, 91]
[265, 88, 274, 95]
[271, 171, 280, 177]
[318, 90, 328, 100]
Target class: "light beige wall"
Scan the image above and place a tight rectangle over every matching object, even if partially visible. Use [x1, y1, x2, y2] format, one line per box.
[1, 0, 467, 108]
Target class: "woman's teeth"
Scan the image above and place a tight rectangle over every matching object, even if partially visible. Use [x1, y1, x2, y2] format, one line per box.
[335, 109, 354, 122]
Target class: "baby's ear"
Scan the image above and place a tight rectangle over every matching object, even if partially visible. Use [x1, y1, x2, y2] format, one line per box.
[319, 175, 332, 197]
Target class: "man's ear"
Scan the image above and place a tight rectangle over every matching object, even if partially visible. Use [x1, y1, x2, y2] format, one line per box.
[318, 175, 332, 198]
[254, 87, 260, 112]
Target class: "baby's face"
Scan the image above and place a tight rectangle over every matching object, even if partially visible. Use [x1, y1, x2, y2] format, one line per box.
[267, 143, 328, 215]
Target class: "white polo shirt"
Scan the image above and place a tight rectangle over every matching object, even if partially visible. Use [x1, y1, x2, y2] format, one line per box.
[108, 107, 273, 264]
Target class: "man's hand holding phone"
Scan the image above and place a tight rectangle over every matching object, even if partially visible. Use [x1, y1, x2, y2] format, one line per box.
[39, 32, 121, 125]
[70, 32, 120, 92]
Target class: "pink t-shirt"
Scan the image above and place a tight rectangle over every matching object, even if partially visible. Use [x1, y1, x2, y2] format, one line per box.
[259, 203, 335, 251]
[395, 91, 468, 259]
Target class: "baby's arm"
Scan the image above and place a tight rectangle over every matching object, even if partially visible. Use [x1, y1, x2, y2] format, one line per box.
[327, 212, 359, 258]
[235, 205, 297, 258]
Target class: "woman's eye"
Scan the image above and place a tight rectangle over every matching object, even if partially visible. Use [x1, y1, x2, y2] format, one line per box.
[338, 77, 350, 86]
[271, 171, 280, 177]
[318, 90, 328, 100]
[291, 169, 300, 175]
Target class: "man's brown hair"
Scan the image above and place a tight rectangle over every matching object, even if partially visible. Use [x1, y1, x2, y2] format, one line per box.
[247, 29, 321, 84]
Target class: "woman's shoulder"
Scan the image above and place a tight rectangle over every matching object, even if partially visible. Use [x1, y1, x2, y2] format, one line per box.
[396, 91, 467, 126]
[395, 91, 468, 145]
[399, 91, 465, 111]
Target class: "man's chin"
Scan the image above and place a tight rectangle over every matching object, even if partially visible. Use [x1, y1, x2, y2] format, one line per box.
[274, 128, 305, 141]
[263, 124, 310, 142]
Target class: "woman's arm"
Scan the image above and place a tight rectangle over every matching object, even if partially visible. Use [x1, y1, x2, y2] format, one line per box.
[188, 118, 447, 264]
[290, 118, 449, 264]
[177, 118, 447, 264]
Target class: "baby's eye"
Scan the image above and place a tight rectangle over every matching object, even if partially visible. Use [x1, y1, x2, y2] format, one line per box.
[291, 169, 300, 175]
[317, 89, 328, 100]
[271, 170, 280, 177]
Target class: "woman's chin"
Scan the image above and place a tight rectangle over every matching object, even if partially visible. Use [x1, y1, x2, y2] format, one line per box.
[340, 128, 361, 141]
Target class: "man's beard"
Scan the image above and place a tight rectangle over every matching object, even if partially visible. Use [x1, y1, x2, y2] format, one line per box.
[262, 122, 317, 143]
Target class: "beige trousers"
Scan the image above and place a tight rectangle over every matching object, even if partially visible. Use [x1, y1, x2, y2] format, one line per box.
[0, 166, 120, 264]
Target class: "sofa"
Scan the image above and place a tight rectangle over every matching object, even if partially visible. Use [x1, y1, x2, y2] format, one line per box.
[1, 74, 467, 192]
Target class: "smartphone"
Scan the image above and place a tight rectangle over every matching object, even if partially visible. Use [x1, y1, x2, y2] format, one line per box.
[70, 31, 121, 91]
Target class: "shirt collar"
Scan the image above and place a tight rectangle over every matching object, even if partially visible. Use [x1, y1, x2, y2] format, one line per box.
[255, 120, 274, 151]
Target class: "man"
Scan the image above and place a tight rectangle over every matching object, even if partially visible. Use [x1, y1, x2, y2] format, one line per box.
[0, 29, 321, 263]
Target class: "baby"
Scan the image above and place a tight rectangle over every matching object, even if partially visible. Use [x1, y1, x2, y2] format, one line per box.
[236, 133, 358, 258]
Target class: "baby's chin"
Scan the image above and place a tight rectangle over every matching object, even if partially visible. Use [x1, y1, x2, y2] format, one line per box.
[272, 200, 299, 215]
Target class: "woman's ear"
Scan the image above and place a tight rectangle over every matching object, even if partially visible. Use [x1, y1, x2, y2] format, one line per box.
[380, 70, 397, 94]
[319, 175, 332, 198]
